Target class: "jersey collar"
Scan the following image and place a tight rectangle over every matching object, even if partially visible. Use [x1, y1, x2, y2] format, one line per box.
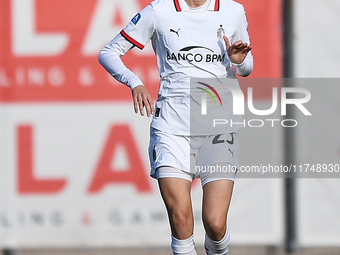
[174, 0, 220, 12]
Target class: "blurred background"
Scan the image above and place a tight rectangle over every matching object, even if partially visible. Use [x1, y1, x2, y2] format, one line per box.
[0, 0, 339, 254]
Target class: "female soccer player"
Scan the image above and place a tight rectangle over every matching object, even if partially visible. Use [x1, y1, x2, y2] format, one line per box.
[99, 0, 253, 254]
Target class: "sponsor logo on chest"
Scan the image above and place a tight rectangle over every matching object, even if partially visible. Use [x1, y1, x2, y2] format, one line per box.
[167, 46, 225, 63]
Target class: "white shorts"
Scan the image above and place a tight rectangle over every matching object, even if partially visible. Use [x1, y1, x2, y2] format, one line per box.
[148, 128, 239, 184]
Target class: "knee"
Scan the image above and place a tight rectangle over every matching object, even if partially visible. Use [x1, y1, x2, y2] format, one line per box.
[170, 208, 192, 228]
[203, 215, 227, 240]
[169, 208, 193, 239]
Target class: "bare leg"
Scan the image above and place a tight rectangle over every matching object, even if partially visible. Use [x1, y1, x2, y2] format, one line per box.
[158, 177, 194, 239]
[158, 177, 197, 255]
[202, 179, 234, 254]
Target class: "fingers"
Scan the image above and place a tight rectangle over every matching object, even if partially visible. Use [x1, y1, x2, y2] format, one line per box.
[223, 38, 252, 58]
[230, 42, 251, 57]
[244, 45, 252, 52]
[223, 36, 231, 50]
[142, 95, 154, 117]
[233, 41, 249, 51]
[236, 44, 252, 54]
[137, 93, 145, 116]
[227, 41, 252, 64]
[232, 40, 244, 49]
[132, 86, 154, 117]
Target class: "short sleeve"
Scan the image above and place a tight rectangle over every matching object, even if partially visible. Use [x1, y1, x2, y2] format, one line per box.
[120, 5, 156, 50]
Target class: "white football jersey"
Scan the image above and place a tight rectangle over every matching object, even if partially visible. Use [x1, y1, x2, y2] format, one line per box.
[100, 0, 253, 135]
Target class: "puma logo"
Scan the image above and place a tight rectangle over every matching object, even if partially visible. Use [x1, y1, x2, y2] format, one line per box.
[170, 28, 180, 36]
[229, 149, 235, 157]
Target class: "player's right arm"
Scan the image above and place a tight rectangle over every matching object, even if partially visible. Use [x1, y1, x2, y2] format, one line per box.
[98, 5, 156, 116]
[98, 34, 154, 116]
[98, 33, 143, 90]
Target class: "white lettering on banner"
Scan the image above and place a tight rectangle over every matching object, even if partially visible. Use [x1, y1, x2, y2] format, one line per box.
[11, 0, 69, 56]
[79, 66, 95, 86]
[48, 67, 65, 87]
[0, 67, 66, 87]
[27, 68, 44, 86]
[0, 69, 10, 87]
[82, 0, 139, 56]
[16, 68, 25, 86]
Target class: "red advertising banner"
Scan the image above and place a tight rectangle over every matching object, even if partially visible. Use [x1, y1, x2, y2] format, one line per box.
[0, 0, 282, 102]
[0, 1, 285, 248]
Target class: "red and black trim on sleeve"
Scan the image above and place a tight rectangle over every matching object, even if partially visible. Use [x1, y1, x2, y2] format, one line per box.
[173, 0, 182, 12]
[120, 30, 145, 50]
[214, 0, 220, 11]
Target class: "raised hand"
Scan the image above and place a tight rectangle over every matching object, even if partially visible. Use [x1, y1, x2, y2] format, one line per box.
[223, 36, 252, 64]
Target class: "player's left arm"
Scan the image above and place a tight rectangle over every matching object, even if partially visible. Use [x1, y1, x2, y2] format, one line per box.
[226, 6, 253, 77]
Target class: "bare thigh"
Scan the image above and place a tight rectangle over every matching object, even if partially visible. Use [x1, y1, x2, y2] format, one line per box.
[158, 177, 194, 239]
